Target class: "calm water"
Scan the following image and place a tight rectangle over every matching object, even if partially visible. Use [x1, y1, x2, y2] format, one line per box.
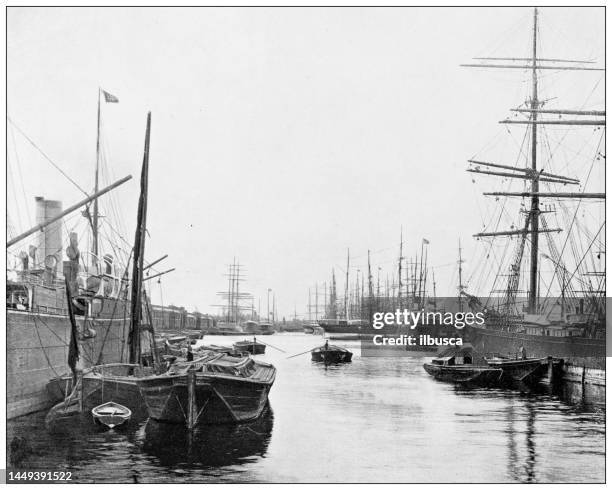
[7, 333, 605, 483]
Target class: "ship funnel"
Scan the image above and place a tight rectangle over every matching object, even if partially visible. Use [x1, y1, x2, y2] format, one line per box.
[34, 196, 63, 273]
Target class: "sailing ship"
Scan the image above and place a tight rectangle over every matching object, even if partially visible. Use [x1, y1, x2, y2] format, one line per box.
[6, 89, 140, 419]
[316, 239, 453, 339]
[461, 8, 605, 373]
[207, 258, 254, 335]
[46, 112, 163, 420]
[316, 251, 374, 334]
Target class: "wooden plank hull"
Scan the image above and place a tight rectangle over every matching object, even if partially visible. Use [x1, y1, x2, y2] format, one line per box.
[233, 342, 266, 355]
[311, 349, 353, 364]
[46, 365, 151, 421]
[485, 357, 555, 382]
[138, 374, 272, 425]
[423, 363, 503, 385]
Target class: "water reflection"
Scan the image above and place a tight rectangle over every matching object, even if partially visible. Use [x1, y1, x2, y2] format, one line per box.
[6, 335, 605, 483]
[524, 399, 536, 483]
[136, 406, 274, 469]
[449, 382, 603, 483]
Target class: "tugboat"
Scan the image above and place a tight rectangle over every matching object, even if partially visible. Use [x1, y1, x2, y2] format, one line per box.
[311, 341, 353, 364]
[423, 344, 502, 385]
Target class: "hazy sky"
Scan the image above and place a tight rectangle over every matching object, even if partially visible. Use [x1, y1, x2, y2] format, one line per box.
[7, 7, 604, 318]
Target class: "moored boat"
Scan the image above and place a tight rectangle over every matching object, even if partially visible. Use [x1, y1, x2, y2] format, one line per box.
[318, 319, 368, 334]
[205, 323, 246, 336]
[484, 355, 562, 383]
[234, 338, 266, 355]
[137, 351, 276, 427]
[165, 335, 187, 344]
[47, 363, 154, 413]
[45, 112, 169, 425]
[201, 344, 245, 356]
[460, 7, 605, 378]
[92, 401, 131, 429]
[6, 88, 138, 420]
[423, 345, 502, 385]
[243, 321, 275, 335]
[184, 330, 204, 341]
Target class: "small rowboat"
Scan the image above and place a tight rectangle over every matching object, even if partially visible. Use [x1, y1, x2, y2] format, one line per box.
[92, 401, 132, 429]
[311, 344, 353, 364]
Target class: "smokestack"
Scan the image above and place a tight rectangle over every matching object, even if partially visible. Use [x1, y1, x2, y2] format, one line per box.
[34, 196, 63, 270]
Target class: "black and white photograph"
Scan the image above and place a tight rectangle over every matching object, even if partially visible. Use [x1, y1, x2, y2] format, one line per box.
[4, 4, 607, 484]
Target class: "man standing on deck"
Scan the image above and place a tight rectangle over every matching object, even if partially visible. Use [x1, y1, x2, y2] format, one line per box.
[187, 343, 194, 361]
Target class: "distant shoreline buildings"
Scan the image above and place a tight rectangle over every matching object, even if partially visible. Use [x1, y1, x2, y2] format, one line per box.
[150, 304, 216, 332]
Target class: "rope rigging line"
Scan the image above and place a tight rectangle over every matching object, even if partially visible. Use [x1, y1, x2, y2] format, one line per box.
[9, 124, 32, 226]
[563, 221, 605, 295]
[538, 131, 603, 301]
[7, 117, 89, 196]
[99, 138, 129, 242]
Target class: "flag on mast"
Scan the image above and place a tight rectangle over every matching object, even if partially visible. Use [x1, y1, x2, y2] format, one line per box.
[102, 89, 119, 103]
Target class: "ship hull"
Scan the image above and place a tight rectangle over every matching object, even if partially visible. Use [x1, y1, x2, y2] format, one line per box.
[485, 357, 556, 382]
[319, 325, 362, 334]
[138, 374, 273, 425]
[46, 363, 148, 411]
[467, 325, 605, 370]
[423, 363, 503, 385]
[311, 348, 353, 364]
[7, 304, 129, 420]
[233, 342, 266, 355]
[242, 326, 275, 335]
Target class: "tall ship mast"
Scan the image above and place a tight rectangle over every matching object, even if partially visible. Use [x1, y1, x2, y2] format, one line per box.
[6, 89, 155, 419]
[211, 259, 254, 332]
[462, 8, 605, 370]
